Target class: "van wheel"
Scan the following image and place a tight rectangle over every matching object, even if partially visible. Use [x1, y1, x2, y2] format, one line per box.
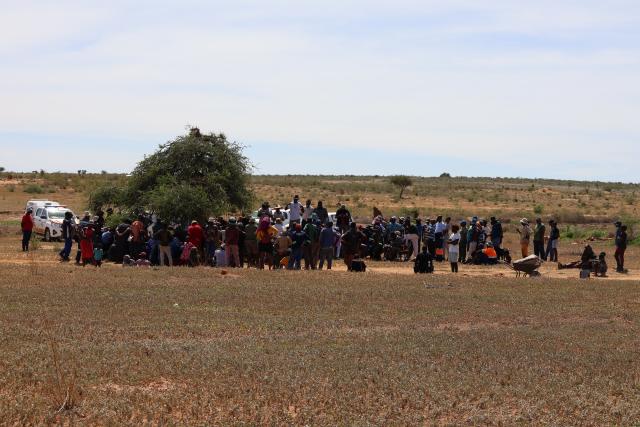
[44, 228, 51, 242]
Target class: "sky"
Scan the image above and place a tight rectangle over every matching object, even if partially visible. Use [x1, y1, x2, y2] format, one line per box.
[1, 1, 639, 182]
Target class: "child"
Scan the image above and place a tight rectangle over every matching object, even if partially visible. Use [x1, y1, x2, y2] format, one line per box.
[93, 245, 103, 267]
[136, 252, 152, 268]
[596, 252, 608, 277]
[448, 225, 461, 273]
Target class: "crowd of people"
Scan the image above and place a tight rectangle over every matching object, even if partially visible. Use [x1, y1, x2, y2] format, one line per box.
[19, 195, 630, 274]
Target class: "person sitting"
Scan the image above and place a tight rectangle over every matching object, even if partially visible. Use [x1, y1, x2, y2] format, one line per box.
[595, 252, 608, 277]
[414, 246, 434, 273]
[214, 244, 227, 267]
[136, 252, 152, 268]
[122, 255, 135, 267]
[558, 244, 596, 270]
[481, 242, 498, 265]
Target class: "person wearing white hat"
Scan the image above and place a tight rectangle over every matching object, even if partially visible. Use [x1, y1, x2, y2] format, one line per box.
[517, 218, 531, 258]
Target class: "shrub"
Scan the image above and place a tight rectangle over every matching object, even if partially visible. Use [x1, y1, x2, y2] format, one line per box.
[533, 204, 544, 215]
[24, 184, 44, 194]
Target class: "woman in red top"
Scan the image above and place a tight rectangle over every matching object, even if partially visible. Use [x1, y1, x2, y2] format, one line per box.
[80, 226, 95, 266]
[21, 209, 34, 251]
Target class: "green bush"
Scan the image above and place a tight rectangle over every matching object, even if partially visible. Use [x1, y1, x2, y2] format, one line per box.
[533, 204, 544, 215]
[24, 184, 44, 194]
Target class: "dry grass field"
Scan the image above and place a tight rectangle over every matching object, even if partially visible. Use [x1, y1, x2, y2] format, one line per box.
[1, 173, 640, 424]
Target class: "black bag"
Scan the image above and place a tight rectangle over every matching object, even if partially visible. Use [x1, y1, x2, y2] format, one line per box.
[351, 259, 366, 272]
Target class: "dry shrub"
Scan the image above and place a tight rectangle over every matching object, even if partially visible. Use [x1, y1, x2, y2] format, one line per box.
[43, 323, 83, 416]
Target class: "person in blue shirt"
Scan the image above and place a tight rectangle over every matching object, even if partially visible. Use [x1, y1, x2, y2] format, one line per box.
[288, 224, 308, 270]
[318, 222, 338, 270]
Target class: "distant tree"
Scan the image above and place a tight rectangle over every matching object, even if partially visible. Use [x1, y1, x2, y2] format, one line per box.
[90, 127, 253, 223]
[389, 175, 413, 199]
[440, 172, 451, 178]
[0, 167, 5, 173]
[101, 170, 108, 175]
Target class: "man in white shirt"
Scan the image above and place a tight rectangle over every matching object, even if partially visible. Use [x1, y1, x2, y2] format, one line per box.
[302, 199, 314, 222]
[288, 195, 304, 224]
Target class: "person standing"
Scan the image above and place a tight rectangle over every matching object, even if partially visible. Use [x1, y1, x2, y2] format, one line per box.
[615, 223, 628, 273]
[205, 218, 220, 266]
[288, 195, 304, 225]
[154, 223, 173, 266]
[403, 217, 419, 260]
[546, 220, 559, 262]
[517, 218, 531, 258]
[59, 211, 74, 262]
[225, 218, 241, 268]
[533, 218, 546, 260]
[458, 221, 468, 263]
[318, 222, 338, 270]
[448, 225, 461, 273]
[341, 222, 365, 270]
[490, 217, 503, 251]
[302, 199, 314, 224]
[314, 201, 329, 225]
[335, 204, 351, 234]
[288, 224, 308, 270]
[256, 217, 278, 269]
[244, 218, 259, 267]
[130, 215, 146, 258]
[303, 219, 319, 269]
[80, 224, 95, 266]
[21, 208, 34, 251]
[425, 219, 436, 255]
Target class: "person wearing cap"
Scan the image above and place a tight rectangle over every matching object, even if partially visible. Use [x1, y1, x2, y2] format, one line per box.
[517, 218, 531, 258]
[287, 195, 304, 225]
[224, 217, 241, 267]
[21, 208, 34, 252]
[614, 223, 628, 273]
[533, 218, 546, 260]
[546, 219, 560, 262]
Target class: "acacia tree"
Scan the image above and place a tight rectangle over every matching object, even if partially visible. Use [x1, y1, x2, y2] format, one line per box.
[90, 127, 253, 223]
[390, 175, 413, 199]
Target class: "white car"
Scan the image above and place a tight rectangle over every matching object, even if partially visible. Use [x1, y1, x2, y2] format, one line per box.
[33, 205, 75, 241]
[26, 199, 59, 214]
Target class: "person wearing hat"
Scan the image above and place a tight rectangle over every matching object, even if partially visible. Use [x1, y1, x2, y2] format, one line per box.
[21, 208, 34, 252]
[517, 218, 531, 258]
[224, 217, 241, 267]
[533, 218, 546, 260]
[257, 202, 272, 220]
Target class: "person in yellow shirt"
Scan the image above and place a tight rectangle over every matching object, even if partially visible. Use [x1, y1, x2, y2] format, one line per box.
[256, 217, 278, 270]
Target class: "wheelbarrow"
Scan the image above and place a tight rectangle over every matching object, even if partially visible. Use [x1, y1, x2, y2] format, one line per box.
[507, 255, 543, 277]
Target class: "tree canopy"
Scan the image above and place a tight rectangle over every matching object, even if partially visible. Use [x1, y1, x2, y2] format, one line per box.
[389, 175, 413, 199]
[90, 128, 253, 223]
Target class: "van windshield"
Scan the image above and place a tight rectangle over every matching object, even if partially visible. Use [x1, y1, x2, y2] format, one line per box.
[47, 209, 70, 219]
